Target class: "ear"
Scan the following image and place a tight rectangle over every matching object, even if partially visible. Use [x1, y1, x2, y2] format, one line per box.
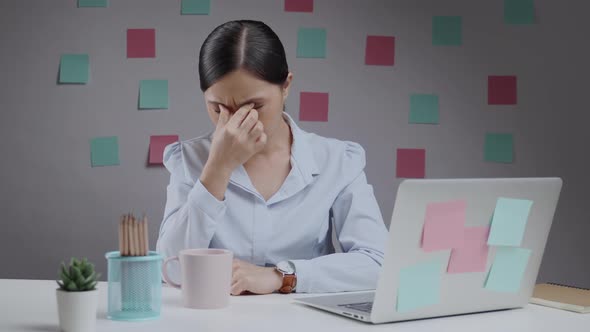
[281, 72, 294, 102]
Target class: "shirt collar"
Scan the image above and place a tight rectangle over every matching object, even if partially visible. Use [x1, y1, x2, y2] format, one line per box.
[282, 111, 320, 179]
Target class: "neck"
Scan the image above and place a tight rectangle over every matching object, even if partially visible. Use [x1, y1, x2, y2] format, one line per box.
[258, 114, 292, 157]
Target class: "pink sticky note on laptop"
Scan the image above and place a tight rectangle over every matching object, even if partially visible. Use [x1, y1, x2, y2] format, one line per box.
[149, 135, 179, 165]
[421, 200, 466, 252]
[300, 92, 329, 122]
[447, 226, 490, 273]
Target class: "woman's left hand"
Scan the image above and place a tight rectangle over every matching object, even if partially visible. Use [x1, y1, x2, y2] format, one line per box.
[231, 259, 283, 295]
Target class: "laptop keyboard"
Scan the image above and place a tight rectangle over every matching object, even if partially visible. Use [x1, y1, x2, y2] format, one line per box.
[338, 301, 374, 313]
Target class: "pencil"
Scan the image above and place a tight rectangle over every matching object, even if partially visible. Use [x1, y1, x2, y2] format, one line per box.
[143, 216, 149, 255]
[131, 215, 136, 256]
[133, 215, 140, 256]
[123, 214, 128, 256]
[118, 215, 124, 255]
[138, 217, 144, 256]
[128, 214, 134, 256]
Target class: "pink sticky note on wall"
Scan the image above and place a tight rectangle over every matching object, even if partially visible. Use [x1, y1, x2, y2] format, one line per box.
[149, 135, 179, 165]
[300, 92, 329, 122]
[127, 29, 156, 58]
[396, 149, 425, 178]
[365, 36, 395, 66]
[447, 226, 490, 273]
[488, 75, 517, 105]
[285, 0, 313, 12]
[421, 200, 466, 252]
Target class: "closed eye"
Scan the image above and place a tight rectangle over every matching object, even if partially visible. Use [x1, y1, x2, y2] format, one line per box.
[214, 105, 263, 114]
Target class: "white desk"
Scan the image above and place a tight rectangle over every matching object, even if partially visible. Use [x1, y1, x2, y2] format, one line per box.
[0, 279, 588, 332]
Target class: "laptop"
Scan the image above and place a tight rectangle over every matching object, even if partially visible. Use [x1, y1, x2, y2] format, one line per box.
[294, 178, 563, 324]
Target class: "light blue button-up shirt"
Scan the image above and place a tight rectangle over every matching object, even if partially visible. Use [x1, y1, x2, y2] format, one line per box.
[156, 112, 388, 293]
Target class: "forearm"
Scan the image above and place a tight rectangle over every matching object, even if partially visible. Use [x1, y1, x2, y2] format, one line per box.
[199, 160, 233, 201]
[290, 250, 384, 293]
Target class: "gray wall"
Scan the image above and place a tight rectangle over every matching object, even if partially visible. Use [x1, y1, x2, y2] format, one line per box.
[1, 0, 588, 287]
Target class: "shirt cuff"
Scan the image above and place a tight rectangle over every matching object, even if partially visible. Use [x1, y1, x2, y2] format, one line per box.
[289, 259, 314, 293]
[188, 179, 227, 220]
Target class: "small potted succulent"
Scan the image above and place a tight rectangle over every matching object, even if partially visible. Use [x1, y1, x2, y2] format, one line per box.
[56, 258, 101, 332]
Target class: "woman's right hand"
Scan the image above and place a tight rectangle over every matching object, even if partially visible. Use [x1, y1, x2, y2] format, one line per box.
[209, 103, 267, 172]
[199, 103, 267, 200]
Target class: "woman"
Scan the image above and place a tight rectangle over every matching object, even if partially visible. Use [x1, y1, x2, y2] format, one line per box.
[156, 20, 388, 295]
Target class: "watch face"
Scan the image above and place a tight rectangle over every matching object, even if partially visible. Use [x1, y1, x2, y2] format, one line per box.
[277, 261, 295, 274]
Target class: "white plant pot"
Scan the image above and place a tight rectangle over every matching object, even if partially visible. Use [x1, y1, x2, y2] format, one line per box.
[56, 288, 99, 332]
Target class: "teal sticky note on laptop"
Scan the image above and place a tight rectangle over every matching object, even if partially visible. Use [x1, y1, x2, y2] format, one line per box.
[139, 80, 169, 109]
[297, 28, 327, 58]
[396, 258, 443, 312]
[485, 247, 531, 292]
[59, 54, 89, 84]
[487, 197, 533, 246]
[90, 136, 119, 167]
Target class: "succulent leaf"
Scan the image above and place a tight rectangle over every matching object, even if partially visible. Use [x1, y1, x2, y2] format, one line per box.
[57, 257, 99, 292]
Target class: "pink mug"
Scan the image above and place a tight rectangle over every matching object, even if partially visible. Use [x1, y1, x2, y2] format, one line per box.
[162, 248, 233, 309]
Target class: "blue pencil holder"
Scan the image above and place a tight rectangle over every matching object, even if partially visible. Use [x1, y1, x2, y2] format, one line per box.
[105, 251, 163, 321]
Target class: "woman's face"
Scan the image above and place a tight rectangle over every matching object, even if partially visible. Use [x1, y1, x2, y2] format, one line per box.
[203, 69, 293, 139]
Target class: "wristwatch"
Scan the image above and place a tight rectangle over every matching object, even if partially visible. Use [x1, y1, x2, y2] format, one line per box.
[275, 261, 297, 294]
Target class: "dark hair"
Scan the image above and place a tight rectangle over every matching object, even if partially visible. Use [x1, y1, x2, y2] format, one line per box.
[198, 20, 289, 92]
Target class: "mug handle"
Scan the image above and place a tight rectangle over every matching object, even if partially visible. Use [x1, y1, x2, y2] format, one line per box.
[162, 256, 181, 289]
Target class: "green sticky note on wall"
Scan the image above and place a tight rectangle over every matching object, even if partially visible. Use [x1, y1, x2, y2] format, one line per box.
[432, 16, 462, 46]
[485, 247, 531, 292]
[139, 80, 169, 109]
[90, 136, 119, 167]
[484, 133, 513, 163]
[78, 0, 108, 7]
[504, 0, 535, 24]
[410, 94, 439, 124]
[396, 258, 443, 312]
[487, 197, 533, 246]
[297, 28, 327, 58]
[181, 0, 210, 15]
[59, 54, 89, 84]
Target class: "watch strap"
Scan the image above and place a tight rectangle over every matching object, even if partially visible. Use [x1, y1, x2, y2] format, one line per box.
[278, 273, 297, 294]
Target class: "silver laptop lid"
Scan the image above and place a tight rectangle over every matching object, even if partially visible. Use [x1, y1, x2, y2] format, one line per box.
[371, 178, 562, 324]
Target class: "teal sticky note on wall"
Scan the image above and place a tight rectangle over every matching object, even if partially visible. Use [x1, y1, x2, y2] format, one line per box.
[504, 0, 535, 24]
[181, 0, 210, 15]
[139, 80, 169, 109]
[297, 28, 327, 58]
[484, 133, 513, 163]
[396, 258, 443, 312]
[90, 136, 119, 167]
[410, 94, 439, 124]
[59, 54, 89, 84]
[487, 197, 533, 246]
[78, 0, 108, 7]
[432, 16, 462, 46]
[485, 247, 531, 292]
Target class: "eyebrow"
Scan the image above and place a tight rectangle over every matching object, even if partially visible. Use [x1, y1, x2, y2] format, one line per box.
[208, 98, 265, 109]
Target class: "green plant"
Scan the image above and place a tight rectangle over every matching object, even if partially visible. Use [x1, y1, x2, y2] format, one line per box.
[56, 257, 101, 292]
